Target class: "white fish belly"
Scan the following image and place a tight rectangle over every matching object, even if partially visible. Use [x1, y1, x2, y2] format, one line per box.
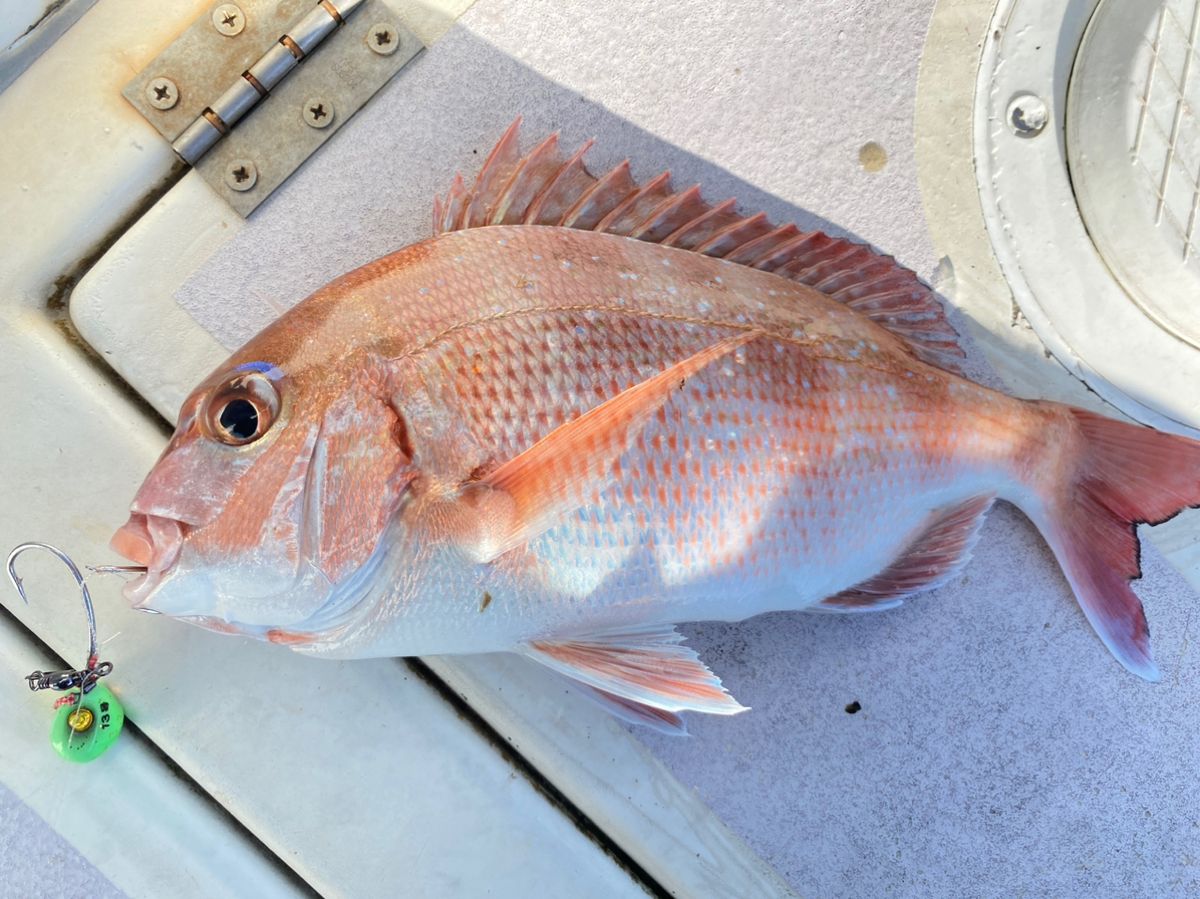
[508, 463, 1003, 639]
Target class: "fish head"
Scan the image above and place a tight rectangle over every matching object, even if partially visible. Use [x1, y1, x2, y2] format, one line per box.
[110, 338, 416, 646]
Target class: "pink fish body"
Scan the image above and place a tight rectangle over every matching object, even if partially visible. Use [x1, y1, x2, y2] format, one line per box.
[112, 123, 1200, 730]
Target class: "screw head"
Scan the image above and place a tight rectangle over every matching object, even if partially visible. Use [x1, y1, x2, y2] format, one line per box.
[224, 159, 258, 192]
[1007, 93, 1048, 137]
[367, 23, 399, 55]
[212, 3, 246, 36]
[146, 76, 179, 110]
[302, 97, 334, 129]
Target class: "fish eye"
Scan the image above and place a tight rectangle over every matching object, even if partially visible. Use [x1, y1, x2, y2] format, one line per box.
[202, 371, 281, 446]
[219, 399, 259, 441]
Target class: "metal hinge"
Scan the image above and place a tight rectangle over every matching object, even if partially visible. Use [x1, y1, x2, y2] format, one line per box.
[124, 0, 422, 216]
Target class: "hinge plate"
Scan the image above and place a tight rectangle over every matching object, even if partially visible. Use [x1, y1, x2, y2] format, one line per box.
[123, 0, 421, 216]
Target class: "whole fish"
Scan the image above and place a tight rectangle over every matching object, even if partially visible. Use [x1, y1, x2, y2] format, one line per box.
[112, 121, 1200, 732]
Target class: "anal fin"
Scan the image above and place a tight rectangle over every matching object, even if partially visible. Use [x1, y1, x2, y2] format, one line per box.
[818, 495, 995, 611]
[811, 595, 905, 614]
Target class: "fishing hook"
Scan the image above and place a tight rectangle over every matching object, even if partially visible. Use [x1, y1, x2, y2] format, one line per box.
[6, 542, 114, 695]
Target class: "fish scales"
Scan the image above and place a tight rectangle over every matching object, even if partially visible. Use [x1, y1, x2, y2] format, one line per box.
[377, 226, 1020, 632]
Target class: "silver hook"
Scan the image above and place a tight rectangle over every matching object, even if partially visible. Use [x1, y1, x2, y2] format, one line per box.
[6, 542, 113, 694]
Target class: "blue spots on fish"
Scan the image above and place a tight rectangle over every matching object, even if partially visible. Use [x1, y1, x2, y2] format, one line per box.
[236, 361, 284, 380]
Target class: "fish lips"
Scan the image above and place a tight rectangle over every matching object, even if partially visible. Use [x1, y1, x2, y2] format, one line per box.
[109, 512, 186, 607]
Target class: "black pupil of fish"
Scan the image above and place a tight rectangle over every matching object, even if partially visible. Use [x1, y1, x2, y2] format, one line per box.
[219, 398, 259, 440]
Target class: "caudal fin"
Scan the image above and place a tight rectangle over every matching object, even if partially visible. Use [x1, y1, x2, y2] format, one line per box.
[1038, 407, 1200, 681]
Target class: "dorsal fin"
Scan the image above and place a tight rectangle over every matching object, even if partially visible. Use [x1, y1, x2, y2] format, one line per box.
[818, 495, 995, 611]
[433, 118, 967, 374]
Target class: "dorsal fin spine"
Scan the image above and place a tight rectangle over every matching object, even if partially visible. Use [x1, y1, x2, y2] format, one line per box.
[561, 159, 635, 229]
[662, 197, 738, 248]
[726, 223, 798, 266]
[434, 173, 467, 235]
[465, 118, 522, 228]
[782, 238, 851, 275]
[629, 184, 705, 242]
[752, 230, 816, 270]
[745, 225, 804, 268]
[830, 268, 894, 296]
[596, 170, 673, 234]
[802, 246, 867, 287]
[490, 132, 561, 225]
[525, 138, 595, 225]
[694, 212, 771, 257]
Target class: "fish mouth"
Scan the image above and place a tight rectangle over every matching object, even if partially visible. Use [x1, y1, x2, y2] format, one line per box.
[109, 512, 187, 606]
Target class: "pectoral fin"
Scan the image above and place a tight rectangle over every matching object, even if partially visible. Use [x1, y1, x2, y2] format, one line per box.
[471, 332, 757, 560]
[522, 625, 748, 716]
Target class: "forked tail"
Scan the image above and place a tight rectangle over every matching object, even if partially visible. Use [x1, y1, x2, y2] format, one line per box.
[1035, 407, 1200, 680]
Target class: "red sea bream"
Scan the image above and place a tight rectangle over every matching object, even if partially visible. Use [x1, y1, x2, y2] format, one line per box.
[110, 122, 1200, 732]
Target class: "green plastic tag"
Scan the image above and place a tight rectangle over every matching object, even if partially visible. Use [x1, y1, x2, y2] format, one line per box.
[50, 683, 124, 763]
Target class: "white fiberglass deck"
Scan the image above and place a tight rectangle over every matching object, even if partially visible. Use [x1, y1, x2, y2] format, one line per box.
[4, 0, 1199, 896]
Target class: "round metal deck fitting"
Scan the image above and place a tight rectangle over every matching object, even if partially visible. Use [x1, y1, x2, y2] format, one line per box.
[1006, 93, 1048, 137]
[212, 3, 246, 37]
[973, 0, 1200, 434]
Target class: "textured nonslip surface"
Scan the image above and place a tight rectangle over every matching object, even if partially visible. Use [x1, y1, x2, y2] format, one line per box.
[172, 0, 1200, 896]
[0, 783, 123, 899]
